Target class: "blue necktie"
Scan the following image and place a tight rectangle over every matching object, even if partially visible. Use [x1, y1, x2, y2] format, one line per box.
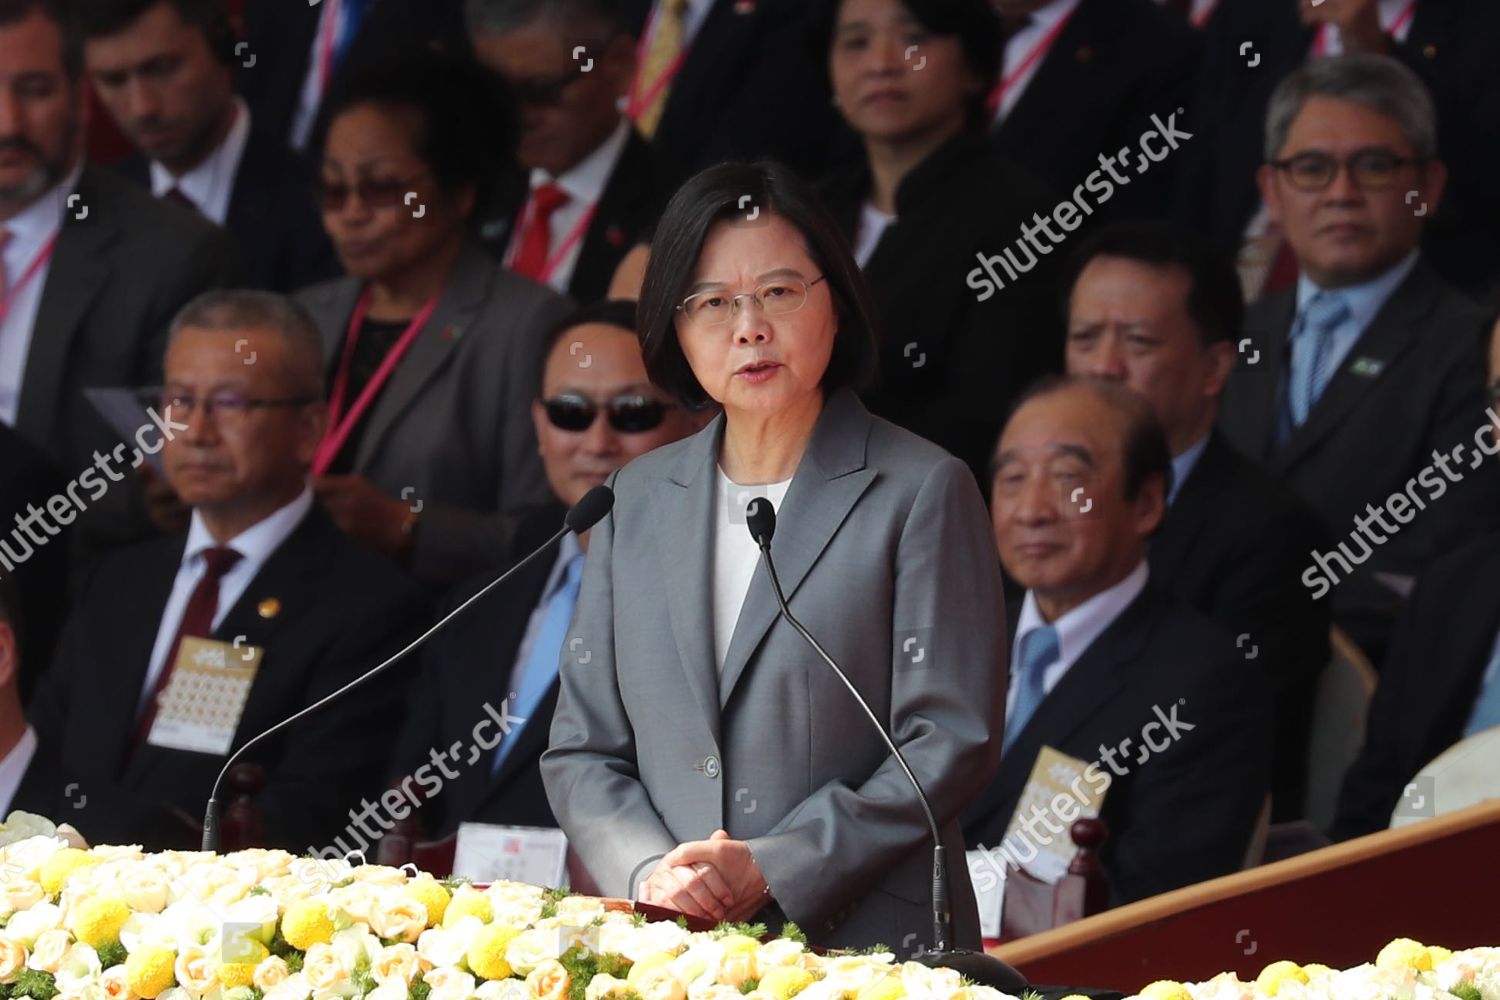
[492, 552, 585, 776]
[1462, 637, 1500, 738]
[1003, 624, 1060, 752]
[1288, 290, 1352, 427]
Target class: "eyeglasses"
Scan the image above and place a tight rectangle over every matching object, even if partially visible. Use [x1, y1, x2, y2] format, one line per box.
[163, 392, 316, 421]
[314, 172, 431, 212]
[1267, 149, 1426, 192]
[676, 275, 828, 328]
[543, 393, 671, 433]
[508, 68, 586, 107]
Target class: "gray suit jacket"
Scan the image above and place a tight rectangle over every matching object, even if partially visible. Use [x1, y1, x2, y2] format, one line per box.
[541, 387, 1006, 951]
[296, 243, 573, 584]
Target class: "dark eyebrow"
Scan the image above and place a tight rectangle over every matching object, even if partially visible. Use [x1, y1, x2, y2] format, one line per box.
[993, 443, 1096, 467]
[686, 267, 810, 297]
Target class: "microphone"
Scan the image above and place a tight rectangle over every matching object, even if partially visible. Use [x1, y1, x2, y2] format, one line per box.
[201, 485, 615, 852]
[744, 499, 1024, 993]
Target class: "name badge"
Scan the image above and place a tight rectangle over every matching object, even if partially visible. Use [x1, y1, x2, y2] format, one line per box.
[1002, 746, 1108, 883]
[453, 823, 569, 887]
[147, 636, 262, 755]
[1349, 356, 1385, 378]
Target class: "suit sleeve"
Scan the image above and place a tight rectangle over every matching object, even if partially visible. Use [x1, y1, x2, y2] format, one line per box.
[745, 456, 1007, 930]
[541, 469, 679, 896]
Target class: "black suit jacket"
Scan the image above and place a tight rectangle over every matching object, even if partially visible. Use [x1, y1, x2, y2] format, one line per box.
[12, 167, 242, 556]
[390, 501, 569, 836]
[1176, 0, 1500, 298]
[115, 119, 338, 293]
[1331, 533, 1500, 840]
[478, 128, 683, 303]
[961, 584, 1271, 905]
[821, 131, 1060, 490]
[9, 734, 68, 819]
[991, 0, 1199, 221]
[1151, 431, 1331, 820]
[27, 503, 430, 850]
[0, 423, 67, 704]
[620, 0, 838, 176]
[1218, 259, 1500, 655]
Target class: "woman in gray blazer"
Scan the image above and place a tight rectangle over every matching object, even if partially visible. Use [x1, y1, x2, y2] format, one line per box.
[541, 162, 1007, 951]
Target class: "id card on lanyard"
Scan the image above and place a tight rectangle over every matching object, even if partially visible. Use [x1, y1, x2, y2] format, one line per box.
[0, 233, 60, 326]
[625, 5, 687, 124]
[505, 192, 600, 287]
[986, 7, 1078, 121]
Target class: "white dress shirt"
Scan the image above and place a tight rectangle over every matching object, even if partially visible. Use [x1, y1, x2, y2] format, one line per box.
[1168, 433, 1210, 507]
[149, 98, 251, 225]
[852, 202, 895, 269]
[0, 160, 84, 426]
[0, 726, 37, 814]
[990, 0, 1084, 126]
[1318, 0, 1417, 54]
[712, 464, 792, 677]
[138, 487, 314, 712]
[1006, 560, 1150, 719]
[505, 118, 631, 292]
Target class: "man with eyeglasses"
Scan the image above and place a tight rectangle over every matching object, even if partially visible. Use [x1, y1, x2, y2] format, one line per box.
[1218, 53, 1499, 662]
[29, 289, 430, 850]
[468, 0, 682, 303]
[383, 300, 706, 862]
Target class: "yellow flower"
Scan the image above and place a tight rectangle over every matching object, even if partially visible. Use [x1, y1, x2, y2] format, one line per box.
[627, 954, 676, 985]
[1139, 981, 1193, 1000]
[759, 967, 814, 1000]
[66, 896, 131, 948]
[125, 944, 178, 999]
[404, 878, 451, 927]
[468, 923, 518, 980]
[1427, 946, 1454, 966]
[280, 899, 335, 951]
[1376, 939, 1433, 972]
[717, 935, 760, 956]
[855, 975, 905, 1000]
[443, 888, 493, 928]
[39, 850, 101, 895]
[1256, 962, 1309, 996]
[217, 960, 260, 990]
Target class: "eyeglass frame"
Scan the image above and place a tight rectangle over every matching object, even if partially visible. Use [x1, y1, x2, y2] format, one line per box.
[674, 274, 829, 327]
[162, 391, 318, 420]
[314, 170, 434, 212]
[1265, 148, 1428, 192]
[541, 392, 675, 434]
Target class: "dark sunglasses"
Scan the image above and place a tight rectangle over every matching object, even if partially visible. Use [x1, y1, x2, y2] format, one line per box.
[543, 393, 669, 433]
[315, 172, 429, 212]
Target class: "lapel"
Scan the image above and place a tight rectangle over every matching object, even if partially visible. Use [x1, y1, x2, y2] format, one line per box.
[569, 129, 650, 299]
[224, 124, 277, 240]
[1151, 432, 1233, 574]
[992, 0, 1102, 149]
[15, 169, 116, 440]
[353, 242, 493, 469]
[1272, 262, 1436, 473]
[1231, 290, 1296, 461]
[103, 537, 186, 775]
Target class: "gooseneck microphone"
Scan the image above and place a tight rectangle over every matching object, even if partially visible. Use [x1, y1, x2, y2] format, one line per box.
[744, 499, 1025, 992]
[201, 486, 615, 852]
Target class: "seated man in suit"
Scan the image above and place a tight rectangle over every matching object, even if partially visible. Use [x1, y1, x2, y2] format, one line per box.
[0, 576, 64, 817]
[1331, 324, 1500, 840]
[385, 300, 707, 846]
[79, 0, 338, 293]
[0, 0, 241, 560]
[468, 0, 681, 303]
[1217, 53, 1499, 663]
[0, 423, 67, 702]
[28, 290, 429, 851]
[1064, 220, 1330, 820]
[963, 376, 1271, 904]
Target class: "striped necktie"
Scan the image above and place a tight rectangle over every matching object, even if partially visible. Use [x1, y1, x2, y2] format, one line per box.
[1003, 624, 1061, 752]
[636, 0, 688, 137]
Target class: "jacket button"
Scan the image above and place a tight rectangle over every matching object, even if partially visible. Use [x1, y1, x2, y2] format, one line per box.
[702, 755, 720, 778]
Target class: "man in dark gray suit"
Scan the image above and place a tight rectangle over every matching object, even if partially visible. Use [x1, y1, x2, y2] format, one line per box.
[1219, 53, 1500, 661]
[0, 0, 241, 558]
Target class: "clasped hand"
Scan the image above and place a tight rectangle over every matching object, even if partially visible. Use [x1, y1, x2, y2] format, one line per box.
[638, 829, 769, 923]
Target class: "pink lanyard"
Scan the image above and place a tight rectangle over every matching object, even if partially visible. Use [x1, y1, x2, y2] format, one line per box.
[510, 194, 600, 283]
[1313, 0, 1416, 54]
[0, 233, 59, 326]
[625, 6, 688, 122]
[1192, 1, 1216, 28]
[312, 286, 440, 475]
[987, 8, 1078, 118]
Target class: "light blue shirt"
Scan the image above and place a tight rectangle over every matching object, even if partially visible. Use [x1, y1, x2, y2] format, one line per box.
[506, 531, 584, 699]
[1289, 250, 1420, 405]
[1167, 434, 1210, 507]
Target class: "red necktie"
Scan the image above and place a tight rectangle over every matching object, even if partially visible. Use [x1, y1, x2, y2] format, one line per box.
[133, 546, 243, 749]
[510, 183, 571, 280]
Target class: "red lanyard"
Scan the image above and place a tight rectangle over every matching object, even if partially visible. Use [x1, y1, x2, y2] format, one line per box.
[1191, 1, 1216, 28]
[1313, 0, 1416, 54]
[312, 286, 440, 475]
[987, 8, 1078, 119]
[625, 6, 687, 122]
[510, 194, 600, 284]
[316, 0, 343, 96]
[0, 233, 59, 326]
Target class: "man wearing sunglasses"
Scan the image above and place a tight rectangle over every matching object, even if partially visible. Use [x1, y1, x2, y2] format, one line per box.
[1219, 53, 1499, 663]
[383, 300, 705, 860]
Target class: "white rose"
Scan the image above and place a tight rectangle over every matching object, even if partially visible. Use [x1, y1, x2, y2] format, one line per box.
[55, 984, 107, 1000]
[370, 944, 421, 987]
[118, 870, 170, 915]
[1, 836, 69, 878]
[173, 943, 220, 996]
[526, 959, 571, 1000]
[27, 928, 73, 974]
[363, 983, 408, 1000]
[98, 964, 135, 1000]
[2, 879, 47, 915]
[351, 866, 406, 887]
[0, 934, 28, 983]
[585, 974, 629, 1000]
[490, 900, 545, 931]
[424, 967, 476, 1000]
[687, 985, 743, 1000]
[301, 943, 353, 994]
[157, 986, 192, 1000]
[264, 972, 313, 1000]
[368, 895, 428, 943]
[634, 967, 688, 1000]
[754, 940, 804, 971]
[55, 943, 103, 992]
[553, 898, 605, 924]
[504, 928, 564, 976]
[327, 884, 379, 927]
[253, 957, 291, 992]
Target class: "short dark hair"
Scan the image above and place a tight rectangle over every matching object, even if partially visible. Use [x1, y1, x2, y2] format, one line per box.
[319, 52, 516, 198]
[534, 299, 640, 398]
[1063, 220, 1244, 349]
[807, 0, 1002, 126]
[465, 0, 626, 44]
[998, 375, 1174, 502]
[0, 0, 84, 80]
[638, 161, 881, 409]
[170, 289, 326, 399]
[75, 0, 235, 65]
